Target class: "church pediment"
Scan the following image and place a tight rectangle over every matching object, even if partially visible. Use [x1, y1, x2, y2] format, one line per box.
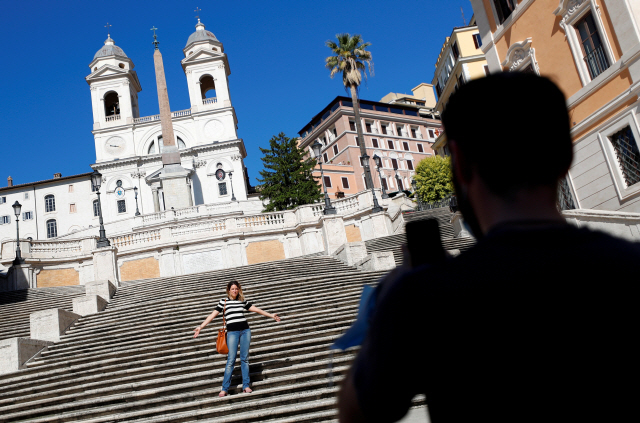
[86, 65, 129, 81]
[182, 49, 224, 64]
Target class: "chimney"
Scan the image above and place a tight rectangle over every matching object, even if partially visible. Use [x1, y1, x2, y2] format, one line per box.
[53, 173, 62, 179]
[7, 176, 13, 187]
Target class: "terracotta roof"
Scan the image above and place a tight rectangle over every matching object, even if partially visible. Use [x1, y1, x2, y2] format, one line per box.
[0, 172, 93, 193]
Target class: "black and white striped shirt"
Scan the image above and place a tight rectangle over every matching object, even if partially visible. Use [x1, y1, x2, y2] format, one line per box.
[215, 298, 253, 331]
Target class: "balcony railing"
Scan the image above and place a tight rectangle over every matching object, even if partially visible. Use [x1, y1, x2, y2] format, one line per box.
[133, 109, 192, 124]
[584, 45, 610, 80]
[203, 97, 217, 105]
[105, 114, 121, 122]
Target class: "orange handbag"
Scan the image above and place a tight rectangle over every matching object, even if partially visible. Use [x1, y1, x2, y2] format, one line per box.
[216, 299, 229, 354]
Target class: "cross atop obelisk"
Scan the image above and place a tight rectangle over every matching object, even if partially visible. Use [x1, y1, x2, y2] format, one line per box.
[151, 27, 179, 165]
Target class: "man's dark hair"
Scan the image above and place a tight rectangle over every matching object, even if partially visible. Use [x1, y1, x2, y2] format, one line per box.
[442, 72, 573, 198]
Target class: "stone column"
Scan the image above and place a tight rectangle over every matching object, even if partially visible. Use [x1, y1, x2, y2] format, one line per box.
[152, 188, 160, 212]
[92, 246, 119, 286]
[153, 48, 178, 163]
[321, 215, 348, 255]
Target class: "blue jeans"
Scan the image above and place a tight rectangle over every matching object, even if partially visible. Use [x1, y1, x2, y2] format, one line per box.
[221, 328, 251, 392]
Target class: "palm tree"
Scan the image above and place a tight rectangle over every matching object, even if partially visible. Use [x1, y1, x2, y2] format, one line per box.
[325, 33, 376, 193]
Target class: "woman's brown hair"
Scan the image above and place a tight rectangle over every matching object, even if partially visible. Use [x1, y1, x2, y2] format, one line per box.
[226, 280, 245, 301]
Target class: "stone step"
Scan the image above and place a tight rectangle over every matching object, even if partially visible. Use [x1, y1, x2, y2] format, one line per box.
[0, 354, 351, 422]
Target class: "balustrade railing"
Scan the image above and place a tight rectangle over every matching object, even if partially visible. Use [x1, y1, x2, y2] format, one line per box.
[105, 114, 121, 122]
[334, 196, 359, 213]
[237, 213, 285, 228]
[30, 239, 85, 255]
[171, 220, 225, 237]
[203, 97, 218, 105]
[584, 45, 610, 80]
[111, 230, 161, 249]
[133, 109, 192, 124]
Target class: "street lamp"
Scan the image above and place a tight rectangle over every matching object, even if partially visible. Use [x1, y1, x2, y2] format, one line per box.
[372, 154, 389, 199]
[12, 201, 24, 265]
[91, 169, 111, 248]
[229, 171, 237, 201]
[360, 153, 383, 213]
[311, 140, 336, 215]
[134, 186, 140, 216]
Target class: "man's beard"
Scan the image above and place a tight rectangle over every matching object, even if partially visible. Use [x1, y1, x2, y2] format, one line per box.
[452, 170, 484, 240]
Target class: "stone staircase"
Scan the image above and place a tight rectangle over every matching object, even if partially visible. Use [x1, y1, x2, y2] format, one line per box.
[366, 207, 476, 266]
[0, 256, 420, 422]
[0, 286, 86, 341]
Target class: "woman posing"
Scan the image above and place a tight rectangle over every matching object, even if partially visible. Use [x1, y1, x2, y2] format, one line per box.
[193, 280, 281, 396]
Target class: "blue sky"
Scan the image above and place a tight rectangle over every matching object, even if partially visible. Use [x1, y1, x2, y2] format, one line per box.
[0, 0, 472, 186]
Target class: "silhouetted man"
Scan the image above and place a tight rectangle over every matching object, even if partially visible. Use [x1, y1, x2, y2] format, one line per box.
[338, 73, 638, 422]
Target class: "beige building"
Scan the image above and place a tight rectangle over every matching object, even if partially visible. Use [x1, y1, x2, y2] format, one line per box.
[431, 18, 489, 156]
[470, 0, 640, 212]
[298, 93, 442, 198]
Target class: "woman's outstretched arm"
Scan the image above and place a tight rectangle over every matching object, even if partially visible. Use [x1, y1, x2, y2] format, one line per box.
[193, 310, 220, 338]
[248, 305, 281, 322]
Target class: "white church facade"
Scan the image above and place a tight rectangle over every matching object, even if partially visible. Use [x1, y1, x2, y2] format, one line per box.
[0, 20, 261, 244]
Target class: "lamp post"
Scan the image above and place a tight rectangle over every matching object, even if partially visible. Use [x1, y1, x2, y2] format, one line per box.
[229, 171, 237, 201]
[411, 179, 423, 211]
[91, 169, 111, 248]
[12, 201, 24, 265]
[311, 140, 336, 215]
[134, 186, 140, 216]
[372, 154, 389, 199]
[360, 154, 383, 213]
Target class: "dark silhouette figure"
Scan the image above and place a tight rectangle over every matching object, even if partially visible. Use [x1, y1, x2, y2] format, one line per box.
[338, 73, 639, 423]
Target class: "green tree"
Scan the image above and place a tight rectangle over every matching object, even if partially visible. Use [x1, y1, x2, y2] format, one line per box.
[414, 156, 454, 203]
[258, 133, 323, 212]
[325, 33, 375, 189]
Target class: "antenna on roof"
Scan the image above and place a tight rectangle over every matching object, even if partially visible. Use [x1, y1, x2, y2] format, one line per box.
[461, 7, 466, 26]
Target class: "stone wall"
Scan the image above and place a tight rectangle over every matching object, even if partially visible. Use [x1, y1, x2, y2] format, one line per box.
[246, 240, 286, 265]
[37, 268, 80, 288]
[119, 257, 161, 282]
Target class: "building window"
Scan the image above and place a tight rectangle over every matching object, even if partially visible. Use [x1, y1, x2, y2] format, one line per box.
[610, 126, 640, 187]
[324, 176, 332, 188]
[349, 121, 356, 131]
[473, 33, 483, 49]
[417, 144, 424, 153]
[219, 182, 228, 196]
[23, 211, 33, 220]
[93, 200, 100, 217]
[381, 125, 388, 135]
[407, 160, 414, 170]
[355, 137, 360, 146]
[387, 140, 395, 150]
[372, 139, 379, 148]
[428, 129, 434, 138]
[69, 203, 77, 213]
[117, 200, 126, 213]
[557, 177, 576, 211]
[398, 178, 404, 191]
[0, 216, 9, 225]
[451, 41, 460, 61]
[0, 196, 6, 204]
[333, 145, 339, 156]
[381, 178, 388, 191]
[391, 158, 399, 170]
[411, 128, 418, 138]
[365, 122, 372, 133]
[342, 177, 350, 189]
[24, 192, 29, 200]
[576, 12, 610, 80]
[403, 142, 410, 151]
[323, 153, 329, 163]
[68, 184, 74, 193]
[45, 195, 55, 212]
[397, 126, 404, 137]
[46, 219, 57, 238]
[493, 0, 516, 24]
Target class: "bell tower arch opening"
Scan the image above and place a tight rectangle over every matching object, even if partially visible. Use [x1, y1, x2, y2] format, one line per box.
[200, 75, 216, 99]
[104, 91, 120, 117]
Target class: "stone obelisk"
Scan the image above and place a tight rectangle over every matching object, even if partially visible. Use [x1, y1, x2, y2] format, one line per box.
[151, 28, 193, 209]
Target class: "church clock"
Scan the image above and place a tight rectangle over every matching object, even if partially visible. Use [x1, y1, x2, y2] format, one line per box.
[105, 137, 126, 156]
